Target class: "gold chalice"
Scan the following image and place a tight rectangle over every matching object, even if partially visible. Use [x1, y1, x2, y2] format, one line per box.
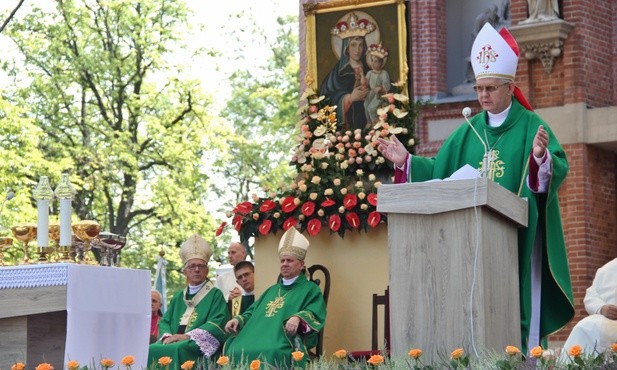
[72, 220, 100, 264]
[11, 223, 37, 264]
[0, 236, 13, 266]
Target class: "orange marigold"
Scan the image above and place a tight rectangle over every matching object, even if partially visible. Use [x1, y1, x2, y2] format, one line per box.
[529, 346, 544, 358]
[611, 343, 617, 353]
[121, 356, 135, 366]
[216, 357, 229, 366]
[100, 359, 115, 368]
[333, 349, 347, 359]
[158, 357, 172, 367]
[180, 360, 195, 370]
[250, 359, 261, 370]
[12, 363, 26, 370]
[66, 360, 79, 370]
[367, 354, 384, 366]
[505, 345, 521, 356]
[408, 348, 423, 359]
[568, 345, 583, 358]
[451, 348, 464, 360]
[291, 351, 304, 362]
[35, 363, 54, 370]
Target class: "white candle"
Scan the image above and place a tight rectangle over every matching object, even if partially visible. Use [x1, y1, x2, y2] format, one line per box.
[37, 199, 50, 247]
[59, 198, 72, 246]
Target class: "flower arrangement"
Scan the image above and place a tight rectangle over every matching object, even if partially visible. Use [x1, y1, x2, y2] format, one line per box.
[222, 85, 419, 243]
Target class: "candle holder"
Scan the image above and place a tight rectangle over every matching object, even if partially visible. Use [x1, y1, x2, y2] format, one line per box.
[48, 221, 62, 263]
[72, 220, 100, 264]
[11, 223, 37, 264]
[0, 236, 13, 266]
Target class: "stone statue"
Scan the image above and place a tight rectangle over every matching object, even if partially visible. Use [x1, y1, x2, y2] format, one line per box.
[521, 0, 559, 24]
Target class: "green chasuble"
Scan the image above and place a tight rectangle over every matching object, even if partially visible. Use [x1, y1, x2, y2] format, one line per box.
[410, 98, 574, 351]
[148, 282, 230, 369]
[222, 274, 326, 369]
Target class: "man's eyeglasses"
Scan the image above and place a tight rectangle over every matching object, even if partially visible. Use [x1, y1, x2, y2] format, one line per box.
[236, 271, 253, 281]
[186, 264, 207, 271]
[473, 82, 509, 94]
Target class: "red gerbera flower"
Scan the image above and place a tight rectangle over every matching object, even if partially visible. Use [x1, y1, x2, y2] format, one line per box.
[258, 219, 272, 235]
[329, 214, 341, 232]
[301, 201, 316, 216]
[215, 221, 227, 237]
[233, 201, 253, 215]
[343, 194, 358, 209]
[367, 193, 378, 206]
[345, 212, 360, 229]
[259, 199, 276, 213]
[307, 218, 322, 236]
[281, 196, 298, 213]
[367, 211, 381, 228]
[282, 217, 297, 231]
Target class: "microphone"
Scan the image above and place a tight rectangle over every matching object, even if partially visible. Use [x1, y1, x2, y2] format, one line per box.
[461, 108, 490, 177]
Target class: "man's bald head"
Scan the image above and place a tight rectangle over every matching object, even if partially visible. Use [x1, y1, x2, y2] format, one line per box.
[228, 242, 247, 266]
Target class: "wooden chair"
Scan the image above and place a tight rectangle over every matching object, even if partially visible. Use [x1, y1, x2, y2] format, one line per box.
[349, 286, 390, 360]
[307, 264, 330, 358]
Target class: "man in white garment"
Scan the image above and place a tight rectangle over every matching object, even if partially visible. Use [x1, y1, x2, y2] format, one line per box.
[561, 257, 617, 358]
[215, 242, 247, 301]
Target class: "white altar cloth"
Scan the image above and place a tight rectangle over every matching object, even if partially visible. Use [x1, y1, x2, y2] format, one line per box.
[0, 263, 150, 369]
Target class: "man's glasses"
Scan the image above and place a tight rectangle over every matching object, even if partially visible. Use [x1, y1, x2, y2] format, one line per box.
[186, 264, 207, 271]
[473, 82, 509, 94]
[236, 271, 253, 281]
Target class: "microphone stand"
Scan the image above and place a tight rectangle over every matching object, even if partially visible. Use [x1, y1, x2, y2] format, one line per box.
[462, 108, 491, 178]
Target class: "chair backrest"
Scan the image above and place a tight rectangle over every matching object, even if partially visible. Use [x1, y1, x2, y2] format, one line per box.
[307, 264, 330, 358]
[371, 286, 390, 351]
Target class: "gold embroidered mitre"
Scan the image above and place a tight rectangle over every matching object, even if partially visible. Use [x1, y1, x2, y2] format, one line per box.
[179, 234, 212, 266]
[278, 228, 309, 261]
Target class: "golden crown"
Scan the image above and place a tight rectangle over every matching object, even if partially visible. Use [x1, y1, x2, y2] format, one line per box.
[331, 13, 376, 39]
[368, 43, 388, 59]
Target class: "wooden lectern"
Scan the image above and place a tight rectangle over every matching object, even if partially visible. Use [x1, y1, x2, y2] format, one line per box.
[377, 178, 528, 362]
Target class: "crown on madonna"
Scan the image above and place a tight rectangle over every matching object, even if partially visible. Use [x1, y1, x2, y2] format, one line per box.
[368, 43, 388, 59]
[331, 13, 376, 39]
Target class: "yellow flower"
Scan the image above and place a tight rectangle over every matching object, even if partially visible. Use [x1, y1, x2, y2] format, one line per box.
[35, 364, 54, 370]
[611, 343, 617, 353]
[100, 359, 115, 369]
[216, 356, 229, 366]
[408, 348, 423, 359]
[451, 348, 464, 360]
[505, 345, 520, 356]
[529, 346, 543, 358]
[158, 357, 172, 367]
[291, 351, 304, 362]
[66, 360, 79, 370]
[12, 363, 26, 370]
[121, 356, 135, 366]
[367, 354, 384, 366]
[180, 360, 195, 370]
[333, 349, 347, 359]
[250, 359, 261, 370]
[568, 345, 582, 357]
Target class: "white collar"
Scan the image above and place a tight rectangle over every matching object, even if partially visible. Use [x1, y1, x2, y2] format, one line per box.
[282, 276, 299, 286]
[487, 102, 512, 127]
[188, 281, 206, 295]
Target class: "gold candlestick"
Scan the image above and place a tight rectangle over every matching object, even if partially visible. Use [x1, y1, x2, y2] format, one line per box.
[11, 223, 37, 264]
[48, 221, 62, 262]
[0, 236, 13, 266]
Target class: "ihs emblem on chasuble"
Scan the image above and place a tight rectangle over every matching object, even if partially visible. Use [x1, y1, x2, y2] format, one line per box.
[478, 149, 505, 180]
[265, 295, 286, 317]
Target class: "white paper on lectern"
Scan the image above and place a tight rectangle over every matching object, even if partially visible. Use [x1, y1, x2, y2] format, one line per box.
[422, 164, 481, 183]
[64, 265, 151, 368]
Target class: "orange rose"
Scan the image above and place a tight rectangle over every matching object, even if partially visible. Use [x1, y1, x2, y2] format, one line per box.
[568, 345, 583, 358]
[158, 357, 172, 367]
[66, 360, 79, 370]
[121, 356, 135, 366]
[180, 360, 195, 370]
[250, 359, 261, 370]
[505, 345, 521, 356]
[333, 349, 347, 359]
[291, 351, 304, 362]
[12, 363, 26, 370]
[408, 348, 423, 359]
[216, 356, 229, 366]
[100, 359, 115, 368]
[451, 348, 464, 360]
[35, 363, 54, 370]
[367, 354, 384, 366]
[529, 346, 544, 358]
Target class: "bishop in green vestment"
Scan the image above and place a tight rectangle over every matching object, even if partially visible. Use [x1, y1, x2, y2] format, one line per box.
[148, 234, 230, 369]
[223, 228, 327, 369]
[377, 23, 574, 353]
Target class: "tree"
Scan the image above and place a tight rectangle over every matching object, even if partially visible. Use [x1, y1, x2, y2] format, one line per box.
[1, 0, 223, 291]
